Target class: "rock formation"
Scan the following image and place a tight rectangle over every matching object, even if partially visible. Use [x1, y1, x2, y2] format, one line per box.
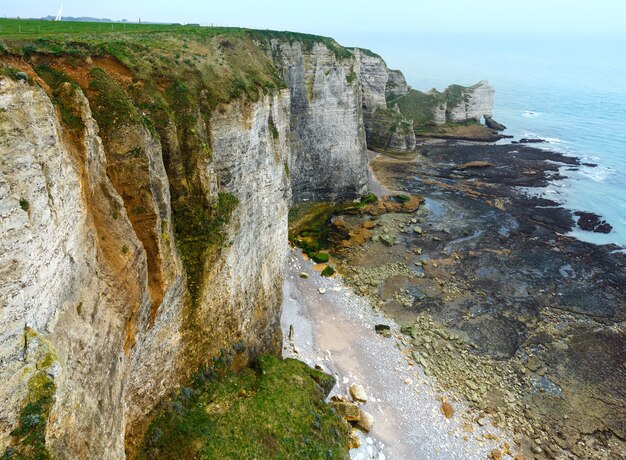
[269, 41, 368, 201]
[352, 48, 416, 154]
[445, 80, 495, 123]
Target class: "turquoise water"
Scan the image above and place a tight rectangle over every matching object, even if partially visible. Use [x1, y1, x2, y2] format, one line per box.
[340, 32, 626, 248]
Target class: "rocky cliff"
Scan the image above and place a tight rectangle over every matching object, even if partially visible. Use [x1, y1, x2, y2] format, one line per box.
[0, 28, 407, 458]
[352, 49, 416, 154]
[444, 80, 494, 123]
[268, 40, 368, 201]
[389, 80, 496, 130]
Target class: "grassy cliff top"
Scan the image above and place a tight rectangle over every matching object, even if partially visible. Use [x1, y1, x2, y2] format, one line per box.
[0, 18, 351, 57]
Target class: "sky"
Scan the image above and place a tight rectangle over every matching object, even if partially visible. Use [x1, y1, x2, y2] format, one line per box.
[2, 0, 626, 39]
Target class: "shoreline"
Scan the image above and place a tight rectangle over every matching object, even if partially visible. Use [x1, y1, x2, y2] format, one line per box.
[287, 139, 625, 459]
[281, 250, 514, 459]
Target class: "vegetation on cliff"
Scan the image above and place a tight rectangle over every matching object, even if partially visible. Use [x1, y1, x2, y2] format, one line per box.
[138, 355, 349, 459]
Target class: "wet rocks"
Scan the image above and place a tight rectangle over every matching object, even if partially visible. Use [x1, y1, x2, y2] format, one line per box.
[519, 138, 547, 143]
[484, 115, 507, 131]
[574, 211, 612, 233]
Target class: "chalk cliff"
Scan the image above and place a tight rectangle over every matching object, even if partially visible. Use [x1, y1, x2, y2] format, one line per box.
[352, 49, 416, 154]
[269, 40, 368, 201]
[0, 30, 394, 458]
[0, 29, 496, 459]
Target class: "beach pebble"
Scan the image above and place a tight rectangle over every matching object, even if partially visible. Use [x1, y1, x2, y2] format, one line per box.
[318, 288, 326, 294]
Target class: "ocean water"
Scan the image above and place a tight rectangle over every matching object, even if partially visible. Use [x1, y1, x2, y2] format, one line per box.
[339, 32, 626, 248]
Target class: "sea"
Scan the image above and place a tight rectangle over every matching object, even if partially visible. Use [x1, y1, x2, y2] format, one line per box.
[338, 32, 626, 248]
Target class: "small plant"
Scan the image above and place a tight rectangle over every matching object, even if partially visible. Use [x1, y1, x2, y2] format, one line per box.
[321, 266, 335, 277]
[122, 245, 129, 254]
[22, 44, 37, 58]
[19, 199, 29, 212]
[310, 252, 329, 263]
[268, 117, 279, 140]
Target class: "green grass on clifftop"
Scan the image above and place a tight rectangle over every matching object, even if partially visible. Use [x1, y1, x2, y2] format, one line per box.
[138, 355, 348, 460]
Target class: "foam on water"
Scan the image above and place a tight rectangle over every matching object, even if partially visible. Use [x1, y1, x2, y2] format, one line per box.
[358, 31, 626, 248]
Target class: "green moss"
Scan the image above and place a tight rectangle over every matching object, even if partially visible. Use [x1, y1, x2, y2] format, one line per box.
[321, 266, 335, 277]
[268, 116, 279, 140]
[139, 355, 348, 460]
[88, 67, 140, 135]
[122, 245, 130, 254]
[387, 89, 444, 129]
[443, 84, 469, 110]
[19, 199, 29, 212]
[394, 194, 410, 203]
[310, 252, 330, 263]
[33, 64, 84, 130]
[345, 71, 357, 84]
[173, 192, 238, 304]
[358, 193, 378, 207]
[3, 331, 57, 460]
[284, 162, 290, 178]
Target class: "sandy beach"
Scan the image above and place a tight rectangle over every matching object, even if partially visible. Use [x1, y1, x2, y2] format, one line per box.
[281, 250, 513, 459]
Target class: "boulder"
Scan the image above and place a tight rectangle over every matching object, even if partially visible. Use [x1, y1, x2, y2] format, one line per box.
[484, 115, 507, 131]
[574, 211, 612, 233]
[331, 401, 360, 421]
[348, 429, 361, 449]
[379, 233, 395, 246]
[356, 409, 374, 432]
[349, 383, 368, 403]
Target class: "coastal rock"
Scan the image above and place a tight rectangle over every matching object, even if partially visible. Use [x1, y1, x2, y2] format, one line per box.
[349, 383, 368, 403]
[331, 401, 360, 421]
[353, 49, 415, 153]
[386, 69, 410, 97]
[484, 115, 507, 131]
[446, 80, 495, 123]
[0, 55, 291, 455]
[348, 429, 361, 449]
[519, 138, 547, 143]
[356, 409, 374, 432]
[574, 211, 612, 233]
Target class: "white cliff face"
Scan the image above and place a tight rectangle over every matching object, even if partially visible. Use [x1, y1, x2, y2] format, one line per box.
[353, 49, 416, 153]
[270, 40, 368, 201]
[446, 80, 495, 123]
[386, 69, 410, 97]
[0, 78, 149, 458]
[0, 75, 291, 459]
[353, 49, 388, 111]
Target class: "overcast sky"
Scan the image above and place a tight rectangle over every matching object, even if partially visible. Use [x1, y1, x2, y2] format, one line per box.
[3, 0, 626, 38]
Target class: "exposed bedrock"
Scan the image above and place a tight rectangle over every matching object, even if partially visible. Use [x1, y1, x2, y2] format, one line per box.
[270, 41, 369, 201]
[0, 74, 290, 458]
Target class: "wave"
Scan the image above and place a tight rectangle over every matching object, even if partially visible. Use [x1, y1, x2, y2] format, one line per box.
[579, 166, 614, 182]
[522, 110, 540, 118]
